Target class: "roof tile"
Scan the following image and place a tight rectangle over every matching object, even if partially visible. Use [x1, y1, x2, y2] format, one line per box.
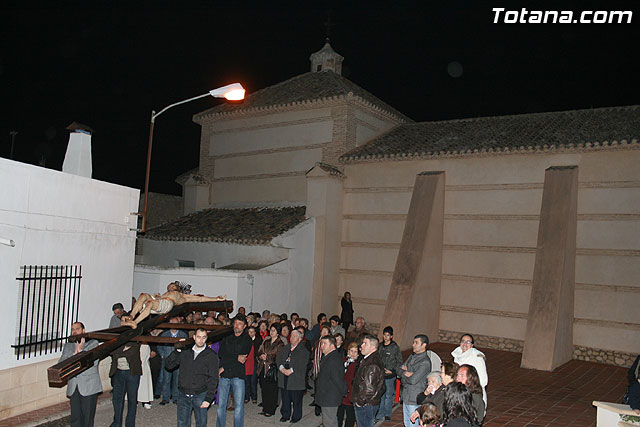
[195, 71, 410, 121]
[143, 206, 307, 245]
[340, 105, 640, 162]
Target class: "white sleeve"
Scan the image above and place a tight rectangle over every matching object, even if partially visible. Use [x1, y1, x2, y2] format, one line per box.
[475, 355, 488, 387]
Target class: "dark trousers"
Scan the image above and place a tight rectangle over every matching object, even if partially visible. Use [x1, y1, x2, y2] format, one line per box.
[342, 321, 352, 333]
[337, 403, 356, 427]
[150, 354, 162, 397]
[110, 369, 140, 427]
[280, 388, 304, 422]
[69, 388, 98, 427]
[245, 371, 258, 401]
[260, 374, 279, 415]
[354, 404, 379, 427]
[177, 390, 208, 427]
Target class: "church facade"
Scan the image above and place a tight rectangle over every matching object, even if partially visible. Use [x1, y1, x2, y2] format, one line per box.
[139, 42, 640, 368]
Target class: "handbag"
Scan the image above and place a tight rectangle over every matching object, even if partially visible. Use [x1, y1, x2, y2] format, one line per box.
[265, 362, 278, 383]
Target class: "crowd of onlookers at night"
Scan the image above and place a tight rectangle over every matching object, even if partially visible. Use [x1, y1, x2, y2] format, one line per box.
[60, 286, 640, 427]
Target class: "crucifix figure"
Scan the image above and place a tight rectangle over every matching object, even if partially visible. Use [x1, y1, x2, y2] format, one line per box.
[121, 282, 226, 328]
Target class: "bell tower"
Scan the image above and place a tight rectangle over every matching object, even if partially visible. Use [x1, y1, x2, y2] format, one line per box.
[309, 39, 344, 75]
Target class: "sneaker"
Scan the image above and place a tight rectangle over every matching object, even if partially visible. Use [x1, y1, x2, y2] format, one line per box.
[385, 417, 391, 421]
[143, 403, 152, 409]
[159, 400, 169, 406]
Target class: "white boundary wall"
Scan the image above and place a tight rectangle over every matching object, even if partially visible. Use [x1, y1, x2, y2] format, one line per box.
[0, 158, 139, 417]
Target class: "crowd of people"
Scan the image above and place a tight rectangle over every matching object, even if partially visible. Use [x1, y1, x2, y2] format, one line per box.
[61, 284, 640, 427]
[72, 287, 492, 427]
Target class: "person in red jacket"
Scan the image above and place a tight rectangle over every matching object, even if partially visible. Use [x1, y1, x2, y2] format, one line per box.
[338, 342, 359, 427]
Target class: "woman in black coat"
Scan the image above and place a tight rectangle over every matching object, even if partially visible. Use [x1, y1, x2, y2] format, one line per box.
[340, 292, 354, 332]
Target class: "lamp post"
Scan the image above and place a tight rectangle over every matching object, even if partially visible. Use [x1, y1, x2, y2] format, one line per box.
[140, 83, 245, 232]
[9, 131, 17, 159]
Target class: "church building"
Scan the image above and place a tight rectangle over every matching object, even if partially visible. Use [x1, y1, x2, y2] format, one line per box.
[137, 41, 640, 370]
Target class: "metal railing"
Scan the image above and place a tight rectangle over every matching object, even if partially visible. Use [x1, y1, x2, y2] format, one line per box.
[12, 265, 82, 359]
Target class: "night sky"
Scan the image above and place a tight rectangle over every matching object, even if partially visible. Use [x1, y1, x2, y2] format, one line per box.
[1, 1, 638, 195]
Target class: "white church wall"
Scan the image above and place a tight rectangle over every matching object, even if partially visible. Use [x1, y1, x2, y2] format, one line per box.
[341, 149, 640, 358]
[139, 239, 289, 269]
[203, 108, 334, 205]
[214, 148, 323, 178]
[211, 175, 308, 204]
[0, 157, 138, 418]
[208, 107, 333, 132]
[354, 107, 398, 146]
[208, 113, 333, 156]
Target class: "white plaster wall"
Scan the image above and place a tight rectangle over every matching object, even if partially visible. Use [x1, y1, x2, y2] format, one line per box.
[134, 219, 315, 318]
[209, 120, 333, 156]
[133, 265, 243, 314]
[211, 176, 308, 204]
[183, 184, 209, 215]
[140, 239, 290, 269]
[269, 219, 316, 319]
[341, 149, 640, 355]
[207, 108, 333, 132]
[0, 158, 139, 370]
[214, 148, 323, 178]
[354, 107, 397, 146]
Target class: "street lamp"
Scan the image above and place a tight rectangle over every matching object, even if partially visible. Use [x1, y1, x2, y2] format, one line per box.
[140, 83, 245, 232]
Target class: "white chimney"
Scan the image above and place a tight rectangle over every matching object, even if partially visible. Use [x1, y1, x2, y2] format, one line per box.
[62, 123, 93, 178]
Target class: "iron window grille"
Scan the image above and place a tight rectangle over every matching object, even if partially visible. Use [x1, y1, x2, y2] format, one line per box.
[13, 265, 82, 359]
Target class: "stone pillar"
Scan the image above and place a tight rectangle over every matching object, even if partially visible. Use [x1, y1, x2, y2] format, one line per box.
[521, 166, 578, 371]
[183, 175, 210, 215]
[306, 163, 344, 318]
[381, 171, 445, 349]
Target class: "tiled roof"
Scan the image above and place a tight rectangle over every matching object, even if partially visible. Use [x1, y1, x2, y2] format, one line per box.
[194, 71, 410, 121]
[143, 206, 306, 245]
[175, 168, 198, 185]
[308, 162, 345, 179]
[340, 105, 640, 163]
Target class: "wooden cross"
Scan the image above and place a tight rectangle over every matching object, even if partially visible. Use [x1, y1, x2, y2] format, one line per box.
[47, 300, 233, 387]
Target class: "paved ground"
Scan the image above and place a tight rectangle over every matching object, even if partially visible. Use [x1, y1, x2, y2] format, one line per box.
[3, 342, 630, 426]
[92, 390, 334, 427]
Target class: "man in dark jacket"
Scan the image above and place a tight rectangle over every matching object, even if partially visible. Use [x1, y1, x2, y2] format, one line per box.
[377, 326, 402, 422]
[316, 335, 348, 427]
[277, 329, 310, 423]
[165, 328, 219, 427]
[109, 342, 141, 427]
[352, 335, 385, 427]
[217, 314, 252, 427]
